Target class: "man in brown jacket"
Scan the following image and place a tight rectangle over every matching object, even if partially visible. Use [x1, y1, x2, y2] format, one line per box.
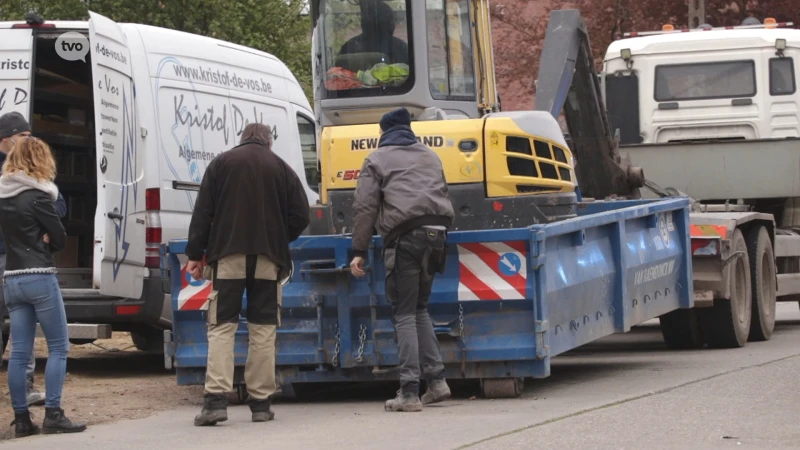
[350, 108, 455, 412]
[185, 123, 310, 426]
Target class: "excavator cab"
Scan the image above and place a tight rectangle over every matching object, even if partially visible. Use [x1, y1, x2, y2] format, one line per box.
[312, 0, 481, 122]
[306, 2, 590, 235]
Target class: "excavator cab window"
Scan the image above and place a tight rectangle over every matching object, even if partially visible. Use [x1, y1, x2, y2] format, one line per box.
[321, 0, 413, 98]
[426, 0, 476, 101]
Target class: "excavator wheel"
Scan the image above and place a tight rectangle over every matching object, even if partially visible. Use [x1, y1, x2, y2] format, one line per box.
[480, 377, 524, 399]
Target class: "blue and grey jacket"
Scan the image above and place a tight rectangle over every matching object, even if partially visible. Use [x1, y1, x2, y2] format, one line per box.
[0, 151, 67, 254]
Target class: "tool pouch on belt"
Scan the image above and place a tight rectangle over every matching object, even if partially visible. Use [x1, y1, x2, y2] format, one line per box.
[426, 230, 448, 276]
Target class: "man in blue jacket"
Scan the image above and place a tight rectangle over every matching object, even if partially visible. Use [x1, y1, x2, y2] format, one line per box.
[0, 112, 67, 407]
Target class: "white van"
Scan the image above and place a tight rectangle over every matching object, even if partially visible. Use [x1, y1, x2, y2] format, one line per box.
[0, 11, 319, 351]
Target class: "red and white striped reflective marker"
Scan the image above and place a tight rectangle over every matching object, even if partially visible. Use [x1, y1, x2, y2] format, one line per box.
[457, 241, 528, 301]
[178, 262, 213, 310]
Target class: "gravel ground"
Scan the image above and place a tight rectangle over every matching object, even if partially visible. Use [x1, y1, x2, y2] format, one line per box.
[0, 332, 202, 440]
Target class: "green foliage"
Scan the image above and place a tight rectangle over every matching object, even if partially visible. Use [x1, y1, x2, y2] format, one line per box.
[0, 0, 313, 100]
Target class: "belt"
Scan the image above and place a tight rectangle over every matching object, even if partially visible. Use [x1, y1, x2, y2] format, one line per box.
[411, 227, 446, 237]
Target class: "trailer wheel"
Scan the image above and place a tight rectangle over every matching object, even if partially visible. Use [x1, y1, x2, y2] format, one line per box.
[702, 228, 752, 348]
[659, 309, 704, 349]
[747, 226, 776, 342]
[480, 377, 524, 398]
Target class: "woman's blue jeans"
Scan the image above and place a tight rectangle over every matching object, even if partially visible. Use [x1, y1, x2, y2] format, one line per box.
[3, 273, 68, 413]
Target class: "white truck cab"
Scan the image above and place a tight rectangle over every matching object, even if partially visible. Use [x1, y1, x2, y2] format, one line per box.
[602, 20, 800, 144]
[0, 11, 318, 351]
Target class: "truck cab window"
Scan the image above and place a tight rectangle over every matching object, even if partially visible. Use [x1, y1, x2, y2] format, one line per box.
[322, 0, 413, 98]
[426, 0, 476, 100]
[770, 58, 796, 96]
[654, 61, 756, 102]
[297, 114, 320, 192]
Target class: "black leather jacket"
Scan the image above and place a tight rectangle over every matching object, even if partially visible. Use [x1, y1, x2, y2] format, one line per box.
[0, 189, 66, 273]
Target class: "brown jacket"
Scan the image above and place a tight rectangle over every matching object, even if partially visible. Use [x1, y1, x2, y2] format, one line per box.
[186, 140, 310, 279]
[351, 126, 454, 257]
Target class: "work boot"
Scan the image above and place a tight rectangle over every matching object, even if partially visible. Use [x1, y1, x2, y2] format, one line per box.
[27, 384, 46, 407]
[194, 393, 228, 426]
[384, 382, 423, 412]
[42, 407, 87, 434]
[248, 397, 275, 423]
[421, 379, 451, 405]
[10, 411, 40, 438]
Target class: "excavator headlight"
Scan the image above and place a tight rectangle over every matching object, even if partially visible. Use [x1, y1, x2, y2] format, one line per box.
[621, 48, 632, 61]
[776, 38, 787, 50]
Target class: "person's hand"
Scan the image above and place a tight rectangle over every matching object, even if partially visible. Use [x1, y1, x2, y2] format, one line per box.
[43, 233, 50, 244]
[350, 256, 365, 278]
[187, 260, 204, 280]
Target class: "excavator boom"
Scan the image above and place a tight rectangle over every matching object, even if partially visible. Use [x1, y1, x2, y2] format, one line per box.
[534, 9, 644, 200]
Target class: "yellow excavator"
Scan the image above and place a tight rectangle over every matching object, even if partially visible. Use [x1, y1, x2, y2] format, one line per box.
[305, 1, 644, 235]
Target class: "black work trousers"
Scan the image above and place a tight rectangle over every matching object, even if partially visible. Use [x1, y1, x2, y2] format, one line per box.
[384, 228, 448, 392]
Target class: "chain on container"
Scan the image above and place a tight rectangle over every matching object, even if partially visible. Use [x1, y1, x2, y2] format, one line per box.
[458, 304, 465, 339]
[331, 324, 341, 368]
[355, 324, 367, 363]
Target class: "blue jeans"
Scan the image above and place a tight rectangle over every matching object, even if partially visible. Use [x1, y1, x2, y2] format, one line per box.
[4, 273, 68, 413]
[0, 254, 37, 381]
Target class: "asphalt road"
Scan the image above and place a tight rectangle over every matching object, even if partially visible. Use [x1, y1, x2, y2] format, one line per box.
[8, 303, 800, 450]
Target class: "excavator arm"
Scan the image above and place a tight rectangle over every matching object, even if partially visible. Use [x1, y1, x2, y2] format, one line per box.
[534, 9, 645, 200]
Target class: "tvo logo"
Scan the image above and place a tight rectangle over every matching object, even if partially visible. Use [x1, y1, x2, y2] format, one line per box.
[55, 32, 89, 62]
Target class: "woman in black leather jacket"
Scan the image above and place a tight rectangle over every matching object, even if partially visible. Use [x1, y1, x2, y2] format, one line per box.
[0, 137, 86, 438]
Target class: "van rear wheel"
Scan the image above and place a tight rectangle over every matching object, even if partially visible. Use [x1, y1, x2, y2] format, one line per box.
[131, 330, 165, 354]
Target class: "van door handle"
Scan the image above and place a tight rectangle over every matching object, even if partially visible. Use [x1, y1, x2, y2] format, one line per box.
[108, 212, 124, 221]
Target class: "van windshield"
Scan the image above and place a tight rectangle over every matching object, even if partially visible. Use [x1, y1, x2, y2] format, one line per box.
[321, 0, 413, 99]
[654, 60, 756, 102]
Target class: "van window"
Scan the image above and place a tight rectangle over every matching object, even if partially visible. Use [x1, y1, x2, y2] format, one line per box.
[426, 0, 476, 100]
[297, 114, 319, 191]
[770, 57, 796, 96]
[654, 60, 756, 102]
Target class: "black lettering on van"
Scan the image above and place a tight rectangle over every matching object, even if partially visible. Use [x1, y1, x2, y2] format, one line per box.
[231, 103, 279, 142]
[178, 145, 218, 162]
[173, 94, 230, 144]
[0, 59, 30, 71]
[0, 87, 28, 113]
